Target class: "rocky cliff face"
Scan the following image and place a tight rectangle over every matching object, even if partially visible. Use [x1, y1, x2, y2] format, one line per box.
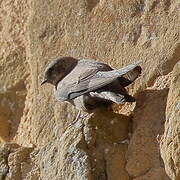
[0, 0, 179, 179]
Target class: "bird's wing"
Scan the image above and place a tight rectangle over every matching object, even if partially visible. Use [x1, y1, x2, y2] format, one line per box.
[55, 61, 113, 101]
[55, 60, 141, 101]
[96, 61, 142, 78]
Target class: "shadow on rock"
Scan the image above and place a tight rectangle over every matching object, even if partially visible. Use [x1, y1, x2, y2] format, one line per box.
[126, 88, 170, 179]
[77, 109, 132, 180]
[38, 109, 132, 180]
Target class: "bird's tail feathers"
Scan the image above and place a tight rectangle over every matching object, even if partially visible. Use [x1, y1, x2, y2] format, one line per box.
[123, 94, 136, 102]
[118, 66, 142, 87]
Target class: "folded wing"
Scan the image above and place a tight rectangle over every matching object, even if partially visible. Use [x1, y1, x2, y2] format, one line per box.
[55, 60, 142, 101]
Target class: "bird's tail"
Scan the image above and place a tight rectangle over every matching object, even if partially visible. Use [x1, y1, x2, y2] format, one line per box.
[118, 66, 142, 87]
[123, 94, 136, 102]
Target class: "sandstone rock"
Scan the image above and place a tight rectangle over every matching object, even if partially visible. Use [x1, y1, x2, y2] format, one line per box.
[133, 167, 170, 180]
[126, 88, 170, 179]
[160, 62, 180, 180]
[0, 145, 9, 180]
[36, 110, 130, 180]
[0, 143, 34, 180]
[0, 0, 29, 143]
[0, 0, 179, 179]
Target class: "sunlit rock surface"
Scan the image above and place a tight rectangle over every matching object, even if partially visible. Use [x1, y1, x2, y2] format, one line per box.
[0, 0, 179, 179]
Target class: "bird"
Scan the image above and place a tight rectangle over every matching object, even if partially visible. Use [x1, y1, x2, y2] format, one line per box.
[41, 57, 142, 113]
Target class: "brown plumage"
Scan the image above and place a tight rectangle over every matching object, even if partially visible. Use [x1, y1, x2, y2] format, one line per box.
[41, 57, 142, 112]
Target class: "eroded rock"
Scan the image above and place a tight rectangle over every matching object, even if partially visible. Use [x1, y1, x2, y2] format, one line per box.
[160, 62, 180, 180]
[0, 0, 179, 179]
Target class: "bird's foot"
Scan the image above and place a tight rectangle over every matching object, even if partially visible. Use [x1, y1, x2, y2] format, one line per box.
[70, 111, 90, 126]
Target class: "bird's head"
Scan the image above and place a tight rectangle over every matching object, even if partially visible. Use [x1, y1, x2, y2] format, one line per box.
[41, 57, 78, 86]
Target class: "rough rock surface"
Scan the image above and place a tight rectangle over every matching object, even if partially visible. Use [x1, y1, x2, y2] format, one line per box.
[0, 0, 179, 179]
[0, 0, 29, 143]
[160, 62, 180, 180]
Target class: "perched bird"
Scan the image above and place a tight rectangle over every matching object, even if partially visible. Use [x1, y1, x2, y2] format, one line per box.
[41, 57, 142, 112]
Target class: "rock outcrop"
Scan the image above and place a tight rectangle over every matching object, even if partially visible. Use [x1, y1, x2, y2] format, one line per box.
[0, 0, 179, 179]
[160, 62, 180, 180]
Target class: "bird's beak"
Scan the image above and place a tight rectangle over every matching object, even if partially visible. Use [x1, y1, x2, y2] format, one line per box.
[41, 79, 48, 85]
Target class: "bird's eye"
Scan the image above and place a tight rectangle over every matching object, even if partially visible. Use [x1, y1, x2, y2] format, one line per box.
[48, 68, 53, 74]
